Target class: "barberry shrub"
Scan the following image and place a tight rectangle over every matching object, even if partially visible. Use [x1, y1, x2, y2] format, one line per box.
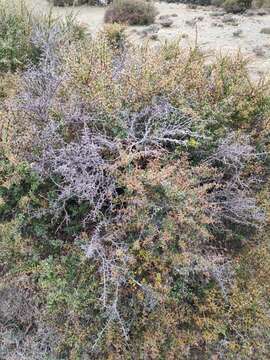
[0, 1, 270, 358]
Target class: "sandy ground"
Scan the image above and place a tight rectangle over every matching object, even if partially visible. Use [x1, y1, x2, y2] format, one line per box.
[25, 1, 270, 77]
[25, 0, 106, 28]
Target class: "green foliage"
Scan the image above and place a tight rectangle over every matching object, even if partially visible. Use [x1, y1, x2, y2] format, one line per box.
[0, 0, 37, 71]
[0, 2, 270, 358]
[0, 0, 86, 72]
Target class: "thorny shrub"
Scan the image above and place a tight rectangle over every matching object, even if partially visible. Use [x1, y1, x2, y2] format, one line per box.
[1, 3, 270, 358]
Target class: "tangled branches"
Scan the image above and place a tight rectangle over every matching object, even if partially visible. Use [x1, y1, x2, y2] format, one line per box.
[208, 134, 265, 228]
[38, 129, 117, 222]
[122, 98, 203, 150]
[6, 27, 267, 353]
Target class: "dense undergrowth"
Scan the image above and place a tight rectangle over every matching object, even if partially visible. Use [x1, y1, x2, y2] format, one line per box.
[0, 1, 270, 359]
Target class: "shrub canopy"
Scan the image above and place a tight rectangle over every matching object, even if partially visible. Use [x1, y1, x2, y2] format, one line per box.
[0, 1, 270, 359]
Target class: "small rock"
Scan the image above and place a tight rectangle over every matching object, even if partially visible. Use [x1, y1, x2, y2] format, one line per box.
[171, 13, 178, 17]
[187, 4, 197, 9]
[141, 24, 160, 37]
[150, 33, 159, 41]
[257, 10, 268, 16]
[210, 11, 226, 17]
[181, 33, 189, 38]
[212, 22, 224, 28]
[233, 29, 242, 37]
[160, 17, 174, 28]
[194, 16, 204, 22]
[261, 27, 270, 34]
[253, 46, 266, 57]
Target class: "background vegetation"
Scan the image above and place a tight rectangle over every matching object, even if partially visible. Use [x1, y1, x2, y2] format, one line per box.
[104, 0, 157, 25]
[48, 0, 270, 16]
[0, 1, 269, 359]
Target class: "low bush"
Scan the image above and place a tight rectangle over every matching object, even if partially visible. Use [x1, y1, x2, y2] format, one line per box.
[104, 0, 157, 25]
[223, 0, 252, 13]
[101, 23, 126, 49]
